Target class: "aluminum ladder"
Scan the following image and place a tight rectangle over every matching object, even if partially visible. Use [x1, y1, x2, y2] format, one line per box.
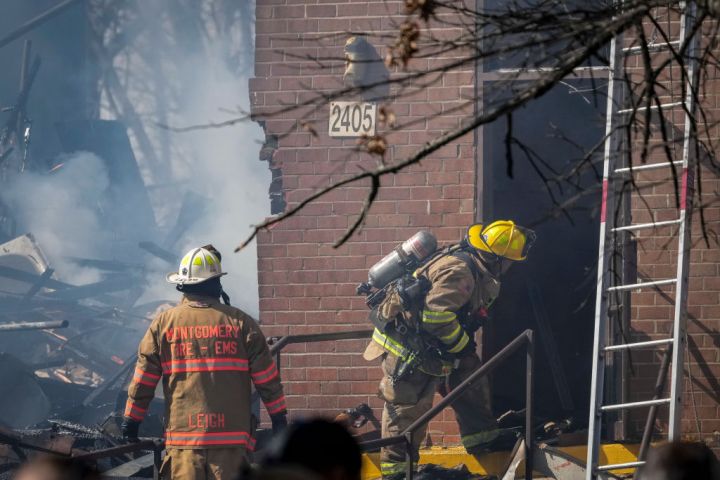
[586, 2, 700, 478]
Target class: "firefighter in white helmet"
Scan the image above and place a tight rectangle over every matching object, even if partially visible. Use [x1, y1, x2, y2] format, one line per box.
[122, 245, 288, 480]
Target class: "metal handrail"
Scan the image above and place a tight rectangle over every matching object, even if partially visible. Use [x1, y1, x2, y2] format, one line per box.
[267, 329, 373, 370]
[360, 329, 535, 480]
[267, 327, 535, 480]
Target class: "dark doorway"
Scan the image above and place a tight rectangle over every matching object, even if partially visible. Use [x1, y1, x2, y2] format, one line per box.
[481, 81, 604, 428]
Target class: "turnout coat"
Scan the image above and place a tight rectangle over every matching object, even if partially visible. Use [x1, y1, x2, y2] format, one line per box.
[124, 294, 286, 451]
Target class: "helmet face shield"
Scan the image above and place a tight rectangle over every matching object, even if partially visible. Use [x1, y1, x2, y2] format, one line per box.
[513, 225, 536, 260]
[466, 221, 536, 261]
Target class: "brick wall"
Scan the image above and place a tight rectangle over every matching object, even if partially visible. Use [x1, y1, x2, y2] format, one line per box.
[251, 1, 475, 443]
[250, 1, 720, 449]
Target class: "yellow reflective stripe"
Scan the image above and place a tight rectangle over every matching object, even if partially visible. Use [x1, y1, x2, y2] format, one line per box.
[380, 462, 407, 475]
[422, 310, 456, 324]
[440, 324, 462, 343]
[461, 429, 500, 449]
[372, 329, 409, 359]
[447, 331, 470, 353]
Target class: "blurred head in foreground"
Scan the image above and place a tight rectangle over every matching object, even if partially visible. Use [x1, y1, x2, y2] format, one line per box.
[640, 441, 720, 480]
[13, 457, 99, 480]
[263, 418, 362, 480]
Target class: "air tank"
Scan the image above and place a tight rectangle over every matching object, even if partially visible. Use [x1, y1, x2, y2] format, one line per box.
[367, 231, 438, 289]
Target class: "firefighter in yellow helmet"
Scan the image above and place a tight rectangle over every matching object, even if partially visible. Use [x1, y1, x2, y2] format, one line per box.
[363, 221, 536, 479]
[122, 245, 288, 480]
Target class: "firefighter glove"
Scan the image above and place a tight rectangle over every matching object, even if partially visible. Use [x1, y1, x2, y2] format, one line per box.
[121, 417, 140, 442]
[270, 413, 288, 435]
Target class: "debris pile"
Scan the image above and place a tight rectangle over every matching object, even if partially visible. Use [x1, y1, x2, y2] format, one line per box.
[0, 232, 171, 476]
[0, 47, 176, 471]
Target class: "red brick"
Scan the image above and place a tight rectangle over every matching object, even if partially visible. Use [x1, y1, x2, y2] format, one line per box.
[337, 4, 368, 16]
[306, 368, 338, 381]
[703, 276, 720, 291]
[304, 229, 343, 243]
[304, 283, 338, 297]
[273, 284, 305, 297]
[338, 368, 370, 381]
[286, 395, 308, 409]
[317, 270, 350, 283]
[336, 256, 366, 269]
[307, 5, 336, 17]
[260, 298, 290, 311]
[285, 243, 318, 257]
[273, 5, 305, 18]
[636, 305, 672, 320]
[397, 200, 430, 214]
[289, 297, 321, 310]
[257, 244, 287, 258]
[350, 381, 378, 394]
[689, 291, 719, 306]
[320, 296, 352, 310]
[701, 305, 720, 319]
[256, 19, 288, 34]
[318, 18, 351, 32]
[274, 311, 306, 325]
[271, 230, 303, 244]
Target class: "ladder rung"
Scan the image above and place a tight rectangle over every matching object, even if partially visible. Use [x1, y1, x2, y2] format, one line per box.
[612, 218, 682, 232]
[604, 338, 674, 352]
[601, 398, 671, 412]
[495, 66, 610, 74]
[608, 278, 676, 292]
[623, 40, 680, 55]
[597, 460, 646, 471]
[614, 160, 684, 174]
[618, 101, 683, 115]
[496, 67, 558, 74]
[572, 66, 610, 73]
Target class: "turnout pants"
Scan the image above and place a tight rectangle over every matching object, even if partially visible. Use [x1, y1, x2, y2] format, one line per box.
[161, 448, 248, 480]
[378, 353, 499, 478]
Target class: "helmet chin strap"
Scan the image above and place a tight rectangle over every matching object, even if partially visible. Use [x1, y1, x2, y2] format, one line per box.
[462, 236, 504, 269]
[220, 290, 231, 306]
[473, 249, 506, 277]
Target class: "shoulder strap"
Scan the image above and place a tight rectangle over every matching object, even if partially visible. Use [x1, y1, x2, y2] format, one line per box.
[414, 243, 462, 277]
[452, 249, 483, 282]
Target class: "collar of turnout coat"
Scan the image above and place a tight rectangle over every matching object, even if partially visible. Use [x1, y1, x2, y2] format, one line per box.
[180, 293, 220, 307]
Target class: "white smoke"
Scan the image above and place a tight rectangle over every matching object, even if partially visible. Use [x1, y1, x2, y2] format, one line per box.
[2, 4, 268, 319]
[0, 152, 111, 285]
[143, 45, 267, 316]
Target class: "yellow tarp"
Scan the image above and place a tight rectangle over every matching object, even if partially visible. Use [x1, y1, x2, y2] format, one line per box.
[361, 443, 642, 479]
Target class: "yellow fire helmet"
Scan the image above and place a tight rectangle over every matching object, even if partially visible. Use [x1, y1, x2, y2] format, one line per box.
[466, 220, 536, 261]
[166, 246, 227, 285]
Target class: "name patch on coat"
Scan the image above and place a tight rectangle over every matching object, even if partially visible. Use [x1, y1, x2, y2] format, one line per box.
[188, 412, 226, 428]
[165, 325, 240, 341]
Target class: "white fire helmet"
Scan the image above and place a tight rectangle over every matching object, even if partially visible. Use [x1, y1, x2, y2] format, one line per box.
[166, 247, 227, 285]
